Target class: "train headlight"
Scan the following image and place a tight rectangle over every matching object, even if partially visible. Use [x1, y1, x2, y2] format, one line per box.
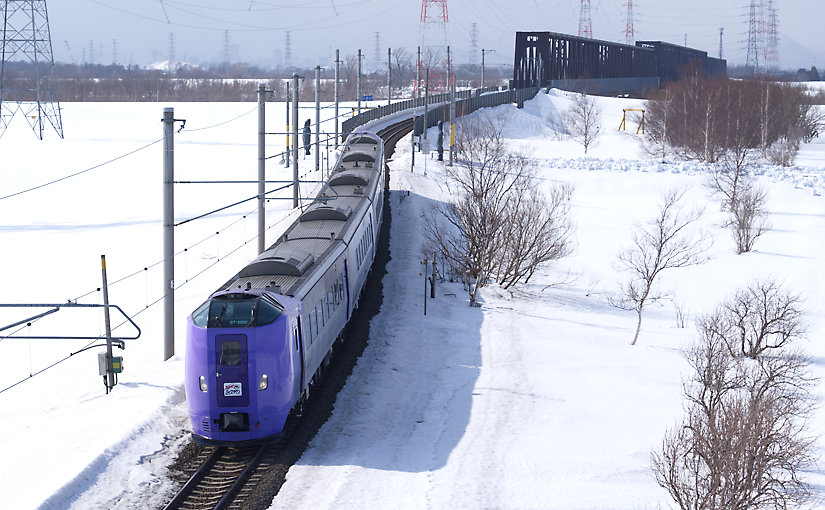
[199, 376, 208, 392]
[258, 374, 269, 391]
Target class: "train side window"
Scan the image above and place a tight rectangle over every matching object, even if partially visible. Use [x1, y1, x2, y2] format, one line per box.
[192, 301, 208, 327]
[316, 302, 323, 330]
[256, 297, 282, 326]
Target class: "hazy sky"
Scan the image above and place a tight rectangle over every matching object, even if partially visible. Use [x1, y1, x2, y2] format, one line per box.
[44, 0, 825, 69]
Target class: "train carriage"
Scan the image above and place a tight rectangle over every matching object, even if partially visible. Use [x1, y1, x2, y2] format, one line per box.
[185, 131, 385, 444]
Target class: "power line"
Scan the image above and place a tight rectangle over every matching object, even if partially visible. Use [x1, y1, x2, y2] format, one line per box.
[0, 138, 162, 201]
[0, 106, 258, 202]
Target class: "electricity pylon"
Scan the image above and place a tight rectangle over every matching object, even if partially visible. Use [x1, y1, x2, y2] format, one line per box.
[1, 0, 64, 139]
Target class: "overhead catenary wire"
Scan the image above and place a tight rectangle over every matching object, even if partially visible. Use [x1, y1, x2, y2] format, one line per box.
[0, 106, 260, 202]
[0, 188, 310, 395]
[0, 89, 340, 393]
[0, 138, 163, 201]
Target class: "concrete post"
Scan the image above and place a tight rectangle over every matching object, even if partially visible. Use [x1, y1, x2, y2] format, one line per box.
[162, 107, 175, 361]
[258, 83, 266, 254]
[448, 46, 455, 166]
[387, 47, 392, 107]
[334, 49, 340, 148]
[315, 65, 321, 173]
[292, 74, 299, 208]
[357, 49, 362, 116]
[285, 83, 290, 167]
[416, 46, 421, 99]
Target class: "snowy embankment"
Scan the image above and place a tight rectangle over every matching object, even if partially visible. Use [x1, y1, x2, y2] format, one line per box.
[0, 90, 823, 509]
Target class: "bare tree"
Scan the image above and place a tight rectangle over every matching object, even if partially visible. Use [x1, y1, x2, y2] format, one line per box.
[424, 118, 532, 305]
[653, 303, 816, 509]
[424, 117, 575, 304]
[766, 135, 800, 167]
[615, 190, 709, 345]
[643, 87, 674, 162]
[564, 91, 602, 154]
[727, 185, 771, 254]
[706, 150, 757, 213]
[645, 69, 818, 166]
[704, 279, 804, 359]
[494, 183, 575, 288]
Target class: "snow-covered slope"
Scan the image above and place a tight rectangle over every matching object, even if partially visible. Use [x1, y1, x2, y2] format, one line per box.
[0, 92, 823, 509]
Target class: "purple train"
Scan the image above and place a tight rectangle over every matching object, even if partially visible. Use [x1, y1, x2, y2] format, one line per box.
[185, 131, 385, 444]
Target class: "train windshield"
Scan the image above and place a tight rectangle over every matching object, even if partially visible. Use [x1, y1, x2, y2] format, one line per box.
[191, 293, 283, 328]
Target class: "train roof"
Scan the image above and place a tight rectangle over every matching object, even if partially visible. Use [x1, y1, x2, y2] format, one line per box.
[214, 131, 384, 298]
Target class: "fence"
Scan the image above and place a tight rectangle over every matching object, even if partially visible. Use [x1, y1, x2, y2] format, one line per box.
[341, 86, 542, 139]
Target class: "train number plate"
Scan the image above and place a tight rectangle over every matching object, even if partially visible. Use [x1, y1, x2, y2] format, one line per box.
[223, 382, 243, 397]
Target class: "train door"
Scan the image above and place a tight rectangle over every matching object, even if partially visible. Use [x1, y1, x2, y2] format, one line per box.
[215, 334, 250, 407]
[294, 319, 305, 393]
[343, 260, 351, 318]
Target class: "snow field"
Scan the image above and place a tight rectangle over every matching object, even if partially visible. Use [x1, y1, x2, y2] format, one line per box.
[0, 89, 822, 509]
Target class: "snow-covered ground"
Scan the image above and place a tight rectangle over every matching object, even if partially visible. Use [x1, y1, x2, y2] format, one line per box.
[1, 90, 824, 509]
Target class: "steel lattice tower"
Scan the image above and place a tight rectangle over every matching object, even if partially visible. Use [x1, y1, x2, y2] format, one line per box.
[469, 22, 478, 66]
[168, 32, 175, 68]
[578, 0, 593, 39]
[764, 0, 779, 70]
[624, 0, 635, 45]
[745, 0, 760, 71]
[284, 31, 291, 69]
[1, 0, 64, 139]
[417, 0, 451, 93]
[223, 30, 230, 67]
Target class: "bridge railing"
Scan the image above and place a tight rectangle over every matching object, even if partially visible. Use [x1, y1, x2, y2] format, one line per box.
[341, 86, 542, 139]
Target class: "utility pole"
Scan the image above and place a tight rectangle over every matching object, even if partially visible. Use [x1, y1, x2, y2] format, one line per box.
[387, 47, 392, 107]
[357, 49, 362, 115]
[449, 46, 455, 166]
[423, 67, 429, 142]
[162, 107, 175, 361]
[292, 74, 299, 208]
[315, 65, 321, 173]
[257, 83, 266, 254]
[334, 49, 340, 147]
[416, 46, 421, 99]
[481, 49, 494, 88]
[285, 83, 290, 167]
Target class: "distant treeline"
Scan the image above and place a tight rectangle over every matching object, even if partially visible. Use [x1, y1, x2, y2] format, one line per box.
[1, 59, 510, 102]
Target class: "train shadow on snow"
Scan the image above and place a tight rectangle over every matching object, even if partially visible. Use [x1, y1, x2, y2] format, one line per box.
[294, 189, 483, 473]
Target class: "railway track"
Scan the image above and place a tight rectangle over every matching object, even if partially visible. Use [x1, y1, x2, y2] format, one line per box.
[161, 119, 412, 510]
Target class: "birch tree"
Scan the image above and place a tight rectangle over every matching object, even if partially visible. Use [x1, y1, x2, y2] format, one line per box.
[616, 190, 709, 345]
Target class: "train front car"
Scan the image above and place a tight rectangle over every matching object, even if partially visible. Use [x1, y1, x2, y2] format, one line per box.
[185, 289, 302, 444]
